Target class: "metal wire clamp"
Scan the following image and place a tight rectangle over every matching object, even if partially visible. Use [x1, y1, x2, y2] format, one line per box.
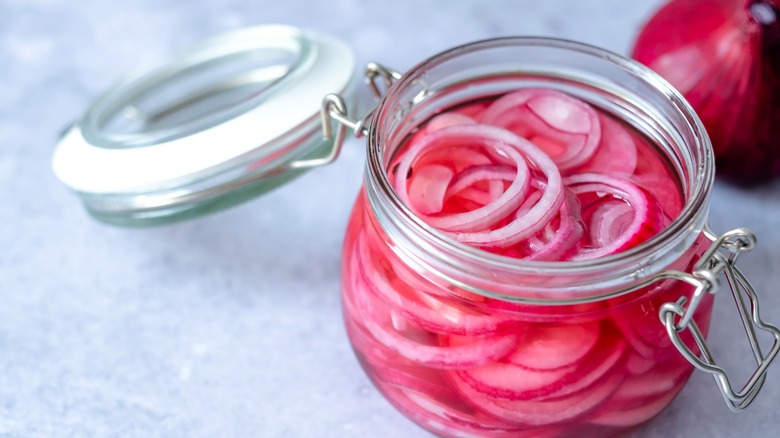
[300, 63, 401, 170]
[655, 228, 780, 412]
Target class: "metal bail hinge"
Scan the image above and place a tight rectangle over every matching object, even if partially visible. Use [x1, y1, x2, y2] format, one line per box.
[290, 63, 401, 171]
[656, 227, 780, 412]
[364, 62, 403, 100]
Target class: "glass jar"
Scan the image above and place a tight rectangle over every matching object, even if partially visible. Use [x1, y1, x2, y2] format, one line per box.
[337, 38, 778, 437]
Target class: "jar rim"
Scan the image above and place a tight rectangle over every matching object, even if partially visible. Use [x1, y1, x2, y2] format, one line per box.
[365, 36, 713, 296]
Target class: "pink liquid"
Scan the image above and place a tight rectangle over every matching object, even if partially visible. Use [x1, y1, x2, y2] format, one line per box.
[341, 89, 712, 437]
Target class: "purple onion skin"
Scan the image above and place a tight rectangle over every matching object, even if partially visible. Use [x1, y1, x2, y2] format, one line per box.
[633, 0, 780, 185]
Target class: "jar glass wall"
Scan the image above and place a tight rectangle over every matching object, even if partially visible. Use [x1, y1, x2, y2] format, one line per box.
[340, 38, 715, 437]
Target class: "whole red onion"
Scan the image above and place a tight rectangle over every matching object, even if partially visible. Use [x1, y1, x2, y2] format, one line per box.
[632, 0, 780, 185]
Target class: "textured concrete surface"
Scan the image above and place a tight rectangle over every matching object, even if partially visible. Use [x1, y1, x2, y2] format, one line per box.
[2, 0, 780, 436]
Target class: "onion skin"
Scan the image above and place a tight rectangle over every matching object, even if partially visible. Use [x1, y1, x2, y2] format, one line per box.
[632, 0, 780, 185]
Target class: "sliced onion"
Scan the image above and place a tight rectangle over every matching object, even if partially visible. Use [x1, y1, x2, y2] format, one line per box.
[452, 361, 578, 401]
[444, 165, 517, 199]
[443, 164, 517, 211]
[588, 366, 689, 427]
[446, 187, 496, 207]
[437, 130, 565, 247]
[571, 113, 638, 176]
[389, 387, 526, 436]
[389, 88, 680, 259]
[354, 280, 518, 369]
[356, 235, 517, 336]
[625, 353, 655, 375]
[481, 89, 602, 170]
[514, 183, 544, 218]
[393, 125, 536, 233]
[544, 338, 626, 400]
[453, 100, 492, 119]
[408, 164, 454, 215]
[587, 200, 634, 247]
[633, 172, 683, 219]
[410, 145, 493, 174]
[426, 113, 478, 131]
[524, 191, 583, 261]
[347, 318, 462, 400]
[564, 173, 657, 260]
[451, 370, 623, 427]
[504, 323, 601, 371]
[609, 366, 689, 401]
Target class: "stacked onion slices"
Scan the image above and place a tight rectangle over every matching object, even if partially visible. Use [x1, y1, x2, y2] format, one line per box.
[390, 88, 678, 260]
[342, 88, 700, 437]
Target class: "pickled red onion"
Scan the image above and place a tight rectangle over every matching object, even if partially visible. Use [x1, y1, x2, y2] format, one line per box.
[572, 114, 638, 176]
[450, 370, 623, 426]
[564, 174, 654, 260]
[389, 93, 674, 255]
[359, 303, 518, 369]
[481, 89, 601, 171]
[443, 164, 516, 208]
[426, 113, 478, 131]
[394, 125, 539, 233]
[357, 235, 515, 336]
[346, 87, 694, 436]
[524, 192, 583, 261]
[504, 323, 601, 370]
[408, 164, 453, 214]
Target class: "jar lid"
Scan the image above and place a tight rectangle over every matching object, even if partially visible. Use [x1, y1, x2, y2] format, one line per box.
[52, 25, 356, 226]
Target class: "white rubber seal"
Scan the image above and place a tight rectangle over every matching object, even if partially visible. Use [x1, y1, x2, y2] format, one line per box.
[52, 25, 355, 194]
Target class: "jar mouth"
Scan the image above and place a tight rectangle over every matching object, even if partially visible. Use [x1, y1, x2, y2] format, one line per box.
[365, 36, 713, 299]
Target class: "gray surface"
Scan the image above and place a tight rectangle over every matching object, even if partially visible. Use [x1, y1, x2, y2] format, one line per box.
[2, 0, 779, 436]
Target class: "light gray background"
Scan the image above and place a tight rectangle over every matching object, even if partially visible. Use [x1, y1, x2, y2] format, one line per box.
[2, 0, 779, 436]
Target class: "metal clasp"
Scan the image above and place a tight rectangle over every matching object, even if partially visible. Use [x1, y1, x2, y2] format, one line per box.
[289, 63, 401, 170]
[654, 227, 780, 412]
[364, 62, 403, 100]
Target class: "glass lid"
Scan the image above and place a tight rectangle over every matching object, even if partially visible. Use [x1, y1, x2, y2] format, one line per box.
[52, 25, 356, 226]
